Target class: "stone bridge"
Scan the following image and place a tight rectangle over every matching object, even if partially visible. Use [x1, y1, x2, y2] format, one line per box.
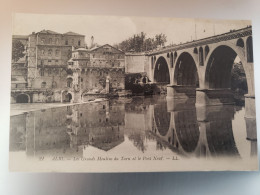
[147, 26, 254, 119]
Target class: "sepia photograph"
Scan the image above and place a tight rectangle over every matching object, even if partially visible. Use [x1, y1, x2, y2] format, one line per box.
[9, 13, 258, 172]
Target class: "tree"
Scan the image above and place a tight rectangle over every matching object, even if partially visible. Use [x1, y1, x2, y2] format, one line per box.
[12, 40, 25, 62]
[116, 32, 167, 52]
[155, 33, 167, 47]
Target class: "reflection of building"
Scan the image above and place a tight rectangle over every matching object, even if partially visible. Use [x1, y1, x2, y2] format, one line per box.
[67, 100, 125, 151]
[10, 107, 76, 157]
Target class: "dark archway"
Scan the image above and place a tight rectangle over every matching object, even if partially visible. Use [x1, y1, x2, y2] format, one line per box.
[174, 52, 199, 87]
[205, 45, 247, 89]
[154, 56, 170, 83]
[205, 45, 210, 59]
[67, 93, 72, 102]
[236, 38, 244, 48]
[16, 94, 29, 103]
[246, 36, 253, 62]
[199, 47, 204, 66]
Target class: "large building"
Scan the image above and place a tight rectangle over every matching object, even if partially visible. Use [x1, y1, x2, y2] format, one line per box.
[11, 30, 126, 104]
[65, 44, 126, 103]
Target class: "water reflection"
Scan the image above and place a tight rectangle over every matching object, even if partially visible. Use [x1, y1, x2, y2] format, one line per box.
[10, 95, 257, 161]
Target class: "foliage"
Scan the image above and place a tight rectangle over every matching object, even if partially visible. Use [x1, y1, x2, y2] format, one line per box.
[114, 32, 167, 52]
[12, 40, 25, 62]
[231, 63, 248, 94]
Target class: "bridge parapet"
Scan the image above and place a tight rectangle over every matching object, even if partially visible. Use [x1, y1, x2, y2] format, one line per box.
[147, 26, 252, 55]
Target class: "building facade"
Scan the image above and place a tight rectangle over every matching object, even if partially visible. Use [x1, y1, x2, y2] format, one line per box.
[66, 44, 126, 103]
[11, 30, 86, 103]
[11, 31, 126, 104]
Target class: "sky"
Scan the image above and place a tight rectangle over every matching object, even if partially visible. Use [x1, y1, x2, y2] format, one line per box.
[13, 13, 251, 47]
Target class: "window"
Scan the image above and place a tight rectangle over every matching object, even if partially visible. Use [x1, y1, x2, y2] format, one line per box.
[48, 49, 52, 55]
[81, 78, 83, 82]
[55, 60, 58, 63]
[40, 69, 44, 76]
[65, 40, 68, 45]
[55, 50, 59, 56]
[52, 81, 57, 88]
[41, 38, 45, 44]
[49, 38, 52, 44]
[48, 60, 51, 63]
[56, 38, 59, 44]
[41, 82, 46, 88]
[78, 40, 81, 46]
[72, 39, 74, 44]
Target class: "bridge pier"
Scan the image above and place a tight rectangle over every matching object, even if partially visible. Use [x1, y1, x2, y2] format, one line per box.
[244, 95, 257, 141]
[195, 88, 234, 107]
[166, 85, 196, 99]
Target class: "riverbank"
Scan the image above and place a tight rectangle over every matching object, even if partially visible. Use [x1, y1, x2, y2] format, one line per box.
[10, 98, 108, 116]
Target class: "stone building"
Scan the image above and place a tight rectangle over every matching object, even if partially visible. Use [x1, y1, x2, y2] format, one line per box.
[11, 30, 86, 103]
[67, 44, 126, 103]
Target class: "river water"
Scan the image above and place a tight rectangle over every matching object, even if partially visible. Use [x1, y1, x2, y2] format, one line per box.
[9, 95, 258, 172]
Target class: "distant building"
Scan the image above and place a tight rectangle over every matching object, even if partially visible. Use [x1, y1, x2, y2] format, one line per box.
[11, 31, 127, 104]
[11, 30, 86, 103]
[67, 44, 126, 103]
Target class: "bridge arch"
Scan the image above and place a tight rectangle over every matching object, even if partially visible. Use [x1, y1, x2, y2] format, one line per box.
[173, 52, 199, 87]
[153, 56, 170, 84]
[16, 93, 30, 103]
[204, 43, 251, 93]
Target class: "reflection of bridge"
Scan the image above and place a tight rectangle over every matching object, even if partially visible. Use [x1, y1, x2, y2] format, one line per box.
[147, 27, 255, 121]
[150, 97, 257, 158]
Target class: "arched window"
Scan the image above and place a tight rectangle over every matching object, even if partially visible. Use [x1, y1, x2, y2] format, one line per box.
[78, 40, 81, 46]
[174, 51, 177, 64]
[199, 47, 204, 66]
[246, 36, 253, 62]
[205, 45, 209, 59]
[40, 69, 44, 76]
[41, 82, 46, 88]
[67, 78, 73, 88]
[55, 49, 59, 56]
[193, 48, 198, 54]
[48, 49, 52, 56]
[52, 81, 57, 88]
[236, 38, 244, 48]
[170, 52, 174, 68]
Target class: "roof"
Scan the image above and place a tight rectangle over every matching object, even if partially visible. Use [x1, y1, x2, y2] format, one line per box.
[11, 76, 27, 84]
[74, 48, 89, 52]
[12, 35, 29, 40]
[12, 56, 26, 64]
[89, 44, 125, 54]
[63, 31, 85, 36]
[38, 30, 60, 35]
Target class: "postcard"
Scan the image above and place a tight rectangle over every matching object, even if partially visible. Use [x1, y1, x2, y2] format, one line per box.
[9, 13, 258, 172]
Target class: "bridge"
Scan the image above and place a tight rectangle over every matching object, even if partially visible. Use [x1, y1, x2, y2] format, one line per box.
[146, 26, 254, 119]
